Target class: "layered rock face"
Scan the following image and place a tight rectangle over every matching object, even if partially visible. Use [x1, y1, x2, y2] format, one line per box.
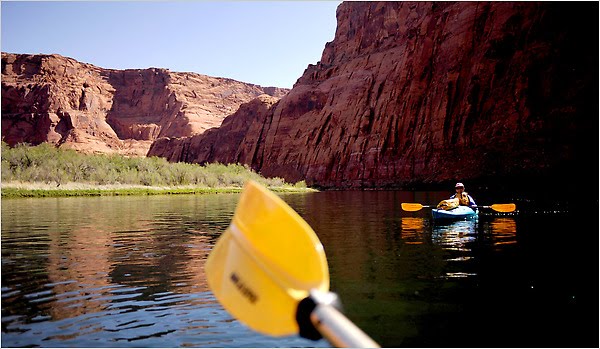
[149, 2, 597, 188]
[149, 94, 280, 165]
[1, 53, 288, 156]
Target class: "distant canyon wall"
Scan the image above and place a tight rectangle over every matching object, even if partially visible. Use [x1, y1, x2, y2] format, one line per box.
[1, 53, 288, 156]
[149, 1, 597, 188]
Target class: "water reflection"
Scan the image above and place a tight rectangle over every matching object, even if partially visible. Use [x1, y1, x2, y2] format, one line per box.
[432, 220, 478, 279]
[4, 191, 586, 348]
[2, 195, 325, 347]
[487, 218, 518, 248]
[283, 192, 514, 346]
[432, 220, 477, 251]
[396, 216, 519, 280]
[400, 217, 426, 244]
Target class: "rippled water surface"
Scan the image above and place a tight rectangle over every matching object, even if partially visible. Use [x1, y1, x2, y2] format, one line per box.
[2, 192, 596, 347]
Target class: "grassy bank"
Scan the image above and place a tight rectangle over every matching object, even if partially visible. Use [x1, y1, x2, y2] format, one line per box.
[1, 142, 314, 198]
[1, 185, 242, 198]
[1, 183, 316, 198]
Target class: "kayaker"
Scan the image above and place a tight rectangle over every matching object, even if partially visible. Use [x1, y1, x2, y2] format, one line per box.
[451, 182, 476, 208]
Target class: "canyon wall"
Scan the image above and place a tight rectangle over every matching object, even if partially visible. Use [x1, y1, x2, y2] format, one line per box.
[149, 1, 597, 189]
[1, 53, 288, 156]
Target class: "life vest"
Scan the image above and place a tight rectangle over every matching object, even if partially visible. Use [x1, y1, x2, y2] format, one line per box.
[437, 192, 471, 210]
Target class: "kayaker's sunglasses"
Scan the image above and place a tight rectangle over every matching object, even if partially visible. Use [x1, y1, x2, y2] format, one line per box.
[455, 187, 464, 190]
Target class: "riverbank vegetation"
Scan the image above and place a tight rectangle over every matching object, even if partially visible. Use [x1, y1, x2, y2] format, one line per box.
[1, 142, 312, 198]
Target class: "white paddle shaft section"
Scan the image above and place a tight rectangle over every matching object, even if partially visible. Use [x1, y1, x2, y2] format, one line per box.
[310, 304, 380, 348]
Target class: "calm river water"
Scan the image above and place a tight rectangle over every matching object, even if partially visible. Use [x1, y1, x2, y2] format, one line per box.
[1, 191, 596, 347]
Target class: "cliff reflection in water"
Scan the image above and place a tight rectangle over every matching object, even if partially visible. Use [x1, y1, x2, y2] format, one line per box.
[2, 195, 286, 347]
[3, 191, 592, 348]
[4, 196, 223, 323]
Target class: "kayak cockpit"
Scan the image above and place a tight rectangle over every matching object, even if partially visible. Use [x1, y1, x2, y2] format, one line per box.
[431, 206, 478, 220]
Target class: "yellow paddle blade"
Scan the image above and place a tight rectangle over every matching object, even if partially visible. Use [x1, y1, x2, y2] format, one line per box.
[401, 203, 425, 211]
[205, 180, 329, 337]
[489, 203, 516, 213]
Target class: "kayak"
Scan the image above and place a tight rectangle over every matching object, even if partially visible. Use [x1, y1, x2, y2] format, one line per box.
[431, 206, 478, 220]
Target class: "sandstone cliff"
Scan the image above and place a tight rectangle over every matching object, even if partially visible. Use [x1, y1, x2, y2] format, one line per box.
[149, 1, 597, 189]
[150, 94, 281, 165]
[1, 53, 288, 156]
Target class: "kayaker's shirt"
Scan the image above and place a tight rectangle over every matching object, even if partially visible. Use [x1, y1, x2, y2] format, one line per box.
[450, 192, 476, 207]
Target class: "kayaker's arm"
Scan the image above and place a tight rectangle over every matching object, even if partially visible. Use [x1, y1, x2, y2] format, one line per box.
[467, 194, 476, 207]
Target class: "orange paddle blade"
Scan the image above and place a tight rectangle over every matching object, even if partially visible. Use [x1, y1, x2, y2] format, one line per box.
[401, 203, 426, 212]
[489, 203, 516, 213]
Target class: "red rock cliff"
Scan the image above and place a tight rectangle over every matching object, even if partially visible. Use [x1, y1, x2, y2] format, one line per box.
[148, 1, 597, 189]
[1, 53, 288, 156]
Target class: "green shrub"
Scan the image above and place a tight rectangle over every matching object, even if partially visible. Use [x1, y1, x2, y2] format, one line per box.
[1, 142, 308, 190]
[294, 180, 307, 188]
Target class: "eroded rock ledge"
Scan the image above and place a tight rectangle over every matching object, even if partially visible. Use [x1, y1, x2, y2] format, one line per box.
[1, 52, 288, 156]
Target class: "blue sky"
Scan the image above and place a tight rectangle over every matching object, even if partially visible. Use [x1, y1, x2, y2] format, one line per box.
[1, 1, 341, 88]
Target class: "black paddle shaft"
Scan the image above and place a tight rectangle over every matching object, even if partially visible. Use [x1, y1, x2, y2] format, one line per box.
[296, 290, 342, 340]
[295, 290, 380, 348]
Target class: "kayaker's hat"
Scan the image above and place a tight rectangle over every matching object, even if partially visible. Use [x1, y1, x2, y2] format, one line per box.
[455, 182, 465, 188]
